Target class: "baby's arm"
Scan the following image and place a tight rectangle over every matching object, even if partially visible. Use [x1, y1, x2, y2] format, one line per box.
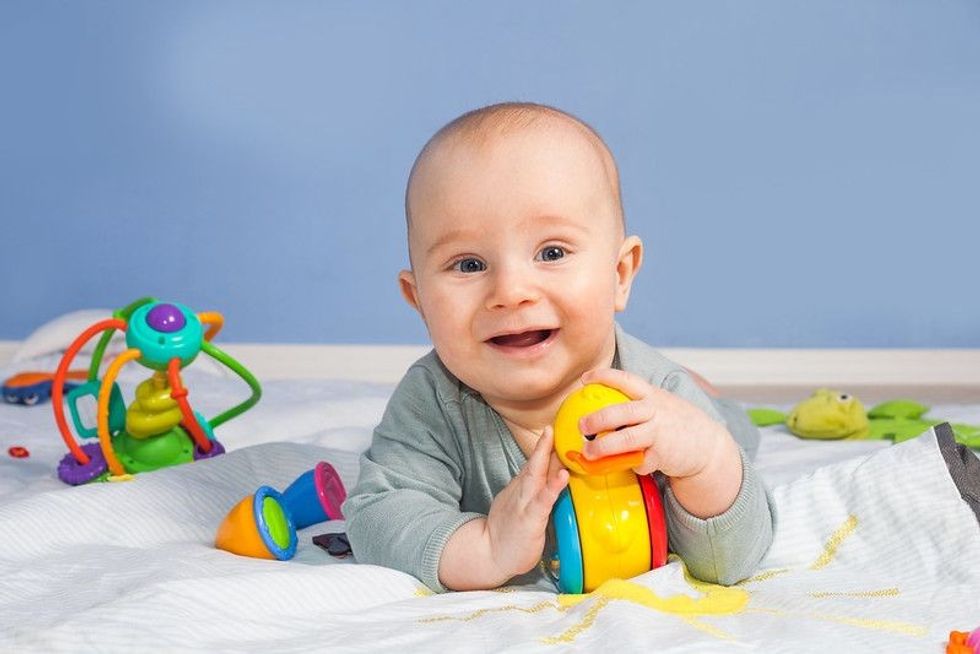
[579, 367, 773, 584]
[344, 362, 569, 592]
[343, 370, 486, 592]
[344, 435, 484, 590]
[438, 428, 567, 590]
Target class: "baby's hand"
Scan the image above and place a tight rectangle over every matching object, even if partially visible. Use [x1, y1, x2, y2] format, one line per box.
[485, 427, 568, 580]
[579, 368, 731, 482]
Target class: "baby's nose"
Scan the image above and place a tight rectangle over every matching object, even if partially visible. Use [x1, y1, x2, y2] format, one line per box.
[486, 266, 540, 309]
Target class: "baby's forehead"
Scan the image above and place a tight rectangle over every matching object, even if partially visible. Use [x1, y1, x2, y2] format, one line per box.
[411, 115, 617, 208]
[405, 106, 625, 256]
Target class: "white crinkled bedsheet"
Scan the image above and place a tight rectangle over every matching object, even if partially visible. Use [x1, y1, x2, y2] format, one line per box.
[1, 359, 978, 651]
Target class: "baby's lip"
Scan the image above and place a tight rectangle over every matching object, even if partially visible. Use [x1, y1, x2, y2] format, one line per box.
[484, 327, 558, 346]
[486, 325, 558, 341]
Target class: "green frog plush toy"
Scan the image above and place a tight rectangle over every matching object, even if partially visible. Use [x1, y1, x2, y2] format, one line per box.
[748, 388, 980, 448]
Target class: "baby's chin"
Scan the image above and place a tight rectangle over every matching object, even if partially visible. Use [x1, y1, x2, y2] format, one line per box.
[466, 369, 583, 409]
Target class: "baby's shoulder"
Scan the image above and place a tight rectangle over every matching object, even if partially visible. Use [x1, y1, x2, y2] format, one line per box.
[390, 349, 474, 417]
[379, 351, 490, 458]
[615, 326, 687, 387]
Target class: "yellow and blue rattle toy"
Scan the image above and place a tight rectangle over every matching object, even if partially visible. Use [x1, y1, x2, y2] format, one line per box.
[550, 383, 668, 593]
[51, 297, 261, 485]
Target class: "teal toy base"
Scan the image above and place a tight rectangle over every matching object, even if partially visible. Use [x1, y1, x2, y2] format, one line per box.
[551, 488, 584, 594]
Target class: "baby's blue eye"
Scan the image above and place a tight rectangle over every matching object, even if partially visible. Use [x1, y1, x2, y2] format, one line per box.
[537, 246, 566, 262]
[454, 258, 486, 273]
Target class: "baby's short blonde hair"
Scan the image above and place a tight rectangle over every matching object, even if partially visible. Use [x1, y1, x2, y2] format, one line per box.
[404, 102, 625, 235]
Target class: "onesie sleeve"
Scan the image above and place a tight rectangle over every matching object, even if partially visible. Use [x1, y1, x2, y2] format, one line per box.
[658, 368, 774, 583]
[342, 365, 483, 592]
[662, 447, 775, 585]
[712, 396, 761, 461]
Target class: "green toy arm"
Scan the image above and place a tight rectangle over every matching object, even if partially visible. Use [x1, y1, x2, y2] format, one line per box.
[867, 399, 929, 420]
[747, 408, 788, 427]
[200, 340, 262, 429]
[951, 423, 980, 449]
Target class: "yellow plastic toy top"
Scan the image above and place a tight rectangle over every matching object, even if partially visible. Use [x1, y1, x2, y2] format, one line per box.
[554, 384, 651, 592]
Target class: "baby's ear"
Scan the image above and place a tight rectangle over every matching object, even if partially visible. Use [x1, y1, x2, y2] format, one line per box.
[398, 269, 422, 313]
[614, 236, 643, 311]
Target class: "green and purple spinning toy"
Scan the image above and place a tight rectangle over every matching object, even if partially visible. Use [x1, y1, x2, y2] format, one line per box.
[52, 297, 262, 485]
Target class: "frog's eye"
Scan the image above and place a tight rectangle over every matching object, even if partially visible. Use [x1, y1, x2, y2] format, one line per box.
[583, 433, 596, 441]
[837, 393, 851, 402]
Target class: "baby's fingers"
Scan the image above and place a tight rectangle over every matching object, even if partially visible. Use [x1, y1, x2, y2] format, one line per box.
[527, 452, 568, 516]
[579, 397, 655, 439]
[581, 368, 653, 401]
[525, 426, 555, 479]
[545, 451, 569, 495]
[583, 425, 652, 460]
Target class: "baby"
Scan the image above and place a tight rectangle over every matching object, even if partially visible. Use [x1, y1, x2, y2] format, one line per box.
[343, 102, 773, 592]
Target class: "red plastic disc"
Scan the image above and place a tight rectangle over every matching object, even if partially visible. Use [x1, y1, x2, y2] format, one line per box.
[8, 445, 30, 458]
[638, 474, 668, 568]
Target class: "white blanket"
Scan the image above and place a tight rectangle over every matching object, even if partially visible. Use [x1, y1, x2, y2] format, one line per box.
[1, 365, 978, 651]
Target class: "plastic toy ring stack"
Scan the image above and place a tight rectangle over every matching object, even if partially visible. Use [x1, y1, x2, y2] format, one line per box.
[550, 383, 668, 593]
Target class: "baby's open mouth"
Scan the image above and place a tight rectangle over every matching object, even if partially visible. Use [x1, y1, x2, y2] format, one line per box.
[488, 329, 555, 348]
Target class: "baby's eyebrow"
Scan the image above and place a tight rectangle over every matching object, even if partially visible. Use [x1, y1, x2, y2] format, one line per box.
[423, 214, 590, 257]
[425, 227, 478, 257]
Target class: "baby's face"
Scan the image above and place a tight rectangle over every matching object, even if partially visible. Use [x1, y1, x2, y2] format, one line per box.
[401, 122, 640, 408]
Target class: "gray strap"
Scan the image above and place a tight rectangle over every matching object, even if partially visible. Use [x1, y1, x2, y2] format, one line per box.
[935, 422, 980, 526]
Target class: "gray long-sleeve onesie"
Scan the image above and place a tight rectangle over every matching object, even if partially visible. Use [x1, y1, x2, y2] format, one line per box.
[343, 325, 774, 592]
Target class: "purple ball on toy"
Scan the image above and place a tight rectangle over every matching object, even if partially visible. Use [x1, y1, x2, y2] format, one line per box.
[146, 303, 186, 333]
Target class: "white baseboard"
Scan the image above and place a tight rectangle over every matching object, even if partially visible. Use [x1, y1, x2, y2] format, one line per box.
[218, 344, 431, 383]
[3, 340, 979, 389]
[655, 348, 980, 387]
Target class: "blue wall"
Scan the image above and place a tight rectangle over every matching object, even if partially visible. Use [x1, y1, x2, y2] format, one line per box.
[2, 1, 978, 346]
